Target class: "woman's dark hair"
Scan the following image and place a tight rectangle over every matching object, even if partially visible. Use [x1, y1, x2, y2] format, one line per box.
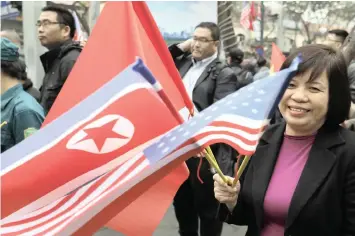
[281, 44, 351, 128]
[1, 59, 28, 81]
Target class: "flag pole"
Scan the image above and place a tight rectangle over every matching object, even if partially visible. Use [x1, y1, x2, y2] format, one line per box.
[133, 59, 227, 183]
[1, 121, 8, 128]
[232, 155, 250, 186]
[131, 2, 224, 181]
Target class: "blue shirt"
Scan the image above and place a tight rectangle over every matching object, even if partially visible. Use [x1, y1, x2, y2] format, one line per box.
[1, 84, 45, 152]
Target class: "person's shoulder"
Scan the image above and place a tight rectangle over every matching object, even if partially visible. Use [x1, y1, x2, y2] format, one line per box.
[337, 127, 355, 170]
[216, 61, 234, 76]
[339, 126, 355, 149]
[59, 41, 82, 61]
[13, 91, 45, 116]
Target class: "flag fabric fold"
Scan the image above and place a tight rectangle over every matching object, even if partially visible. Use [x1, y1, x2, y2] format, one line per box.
[144, 56, 301, 164]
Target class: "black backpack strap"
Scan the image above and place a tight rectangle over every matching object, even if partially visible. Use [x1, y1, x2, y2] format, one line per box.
[211, 61, 228, 80]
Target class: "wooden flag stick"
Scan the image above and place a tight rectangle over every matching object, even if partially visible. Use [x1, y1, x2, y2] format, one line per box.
[204, 152, 228, 183]
[205, 146, 217, 164]
[1, 121, 8, 128]
[232, 155, 250, 187]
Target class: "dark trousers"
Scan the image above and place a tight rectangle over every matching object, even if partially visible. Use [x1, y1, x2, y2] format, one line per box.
[173, 158, 223, 236]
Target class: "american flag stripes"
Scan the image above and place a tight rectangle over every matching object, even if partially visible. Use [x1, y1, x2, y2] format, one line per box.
[144, 56, 302, 164]
[240, 1, 255, 31]
[71, 10, 87, 42]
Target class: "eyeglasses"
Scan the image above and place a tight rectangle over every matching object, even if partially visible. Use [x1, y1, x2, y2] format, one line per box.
[192, 37, 216, 43]
[36, 20, 65, 28]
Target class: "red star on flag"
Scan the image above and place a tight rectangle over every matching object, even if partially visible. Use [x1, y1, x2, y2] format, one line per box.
[84, 119, 129, 152]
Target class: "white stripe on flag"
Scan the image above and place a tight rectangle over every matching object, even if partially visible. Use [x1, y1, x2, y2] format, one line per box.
[1, 83, 152, 176]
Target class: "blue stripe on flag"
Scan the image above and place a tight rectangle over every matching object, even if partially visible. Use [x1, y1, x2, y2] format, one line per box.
[1, 58, 152, 172]
[143, 56, 301, 164]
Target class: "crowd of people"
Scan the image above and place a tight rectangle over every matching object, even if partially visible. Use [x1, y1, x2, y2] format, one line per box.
[1, 6, 81, 152]
[1, 5, 355, 236]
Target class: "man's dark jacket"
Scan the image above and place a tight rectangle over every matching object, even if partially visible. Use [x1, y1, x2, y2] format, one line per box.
[169, 43, 240, 177]
[348, 60, 355, 103]
[39, 40, 82, 114]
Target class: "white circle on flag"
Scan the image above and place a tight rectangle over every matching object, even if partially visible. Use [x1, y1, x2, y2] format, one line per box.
[66, 114, 135, 154]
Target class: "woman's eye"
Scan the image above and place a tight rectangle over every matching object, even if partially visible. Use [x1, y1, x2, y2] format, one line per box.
[310, 87, 321, 92]
[288, 83, 296, 88]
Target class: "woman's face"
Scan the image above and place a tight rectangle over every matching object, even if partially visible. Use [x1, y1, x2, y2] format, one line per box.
[279, 69, 329, 136]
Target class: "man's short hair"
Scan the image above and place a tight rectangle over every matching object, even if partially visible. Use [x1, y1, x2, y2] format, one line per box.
[228, 48, 244, 63]
[195, 22, 220, 41]
[257, 56, 267, 67]
[328, 29, 349, 44]
[42, 5, 76, 38]
[281, 44, 351, 127]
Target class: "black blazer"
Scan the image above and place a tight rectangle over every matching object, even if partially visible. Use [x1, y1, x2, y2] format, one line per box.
[219, 122, 355, 236]
[169, 44, 240, 176]
[168, 44, 239, 112]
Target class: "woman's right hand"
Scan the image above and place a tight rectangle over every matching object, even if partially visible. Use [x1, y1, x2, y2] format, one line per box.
[213, 174, 240, 211]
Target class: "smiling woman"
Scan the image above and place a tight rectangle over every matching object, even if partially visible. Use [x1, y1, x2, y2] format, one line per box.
[279, 44, 351, 136]
[213, 44, 355, 236]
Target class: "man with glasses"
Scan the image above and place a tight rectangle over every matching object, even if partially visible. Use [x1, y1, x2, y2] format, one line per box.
[169, 22, 239, 236]
[37, 5, 82, 114]
[323, 29, 349, 49]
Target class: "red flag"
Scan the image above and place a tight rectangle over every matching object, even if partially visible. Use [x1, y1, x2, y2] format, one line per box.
[1, 1, 189, 234]
[240, 1, 255, 31]
[270, 43, 286, 73]
[132, 2, 194, 115]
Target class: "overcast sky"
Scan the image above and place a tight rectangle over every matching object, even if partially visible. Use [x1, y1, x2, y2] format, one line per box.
[147, 1, 217, 33]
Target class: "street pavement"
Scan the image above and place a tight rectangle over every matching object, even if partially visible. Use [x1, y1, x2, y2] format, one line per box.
[94, 205, 247, 236]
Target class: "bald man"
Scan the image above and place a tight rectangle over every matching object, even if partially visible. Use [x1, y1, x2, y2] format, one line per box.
[1, 30, 41, 102]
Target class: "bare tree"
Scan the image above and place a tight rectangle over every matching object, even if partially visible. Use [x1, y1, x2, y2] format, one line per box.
[283, 1, 355, 44]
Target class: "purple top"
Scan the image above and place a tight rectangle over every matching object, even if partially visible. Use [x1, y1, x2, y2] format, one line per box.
[261, 134, 316, 236]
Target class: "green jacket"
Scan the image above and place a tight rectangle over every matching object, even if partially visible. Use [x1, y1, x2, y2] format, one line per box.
[1, 84, 45, 152]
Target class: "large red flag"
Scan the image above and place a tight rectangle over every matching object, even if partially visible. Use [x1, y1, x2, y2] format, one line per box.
[1, 1, 189, 233]
[47, 1, 190, 234]
[47, 1, 190, 235]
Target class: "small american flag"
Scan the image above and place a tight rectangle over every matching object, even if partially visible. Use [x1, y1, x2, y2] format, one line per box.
[240, 1, 254, 30]
[144, 56, 302, 164]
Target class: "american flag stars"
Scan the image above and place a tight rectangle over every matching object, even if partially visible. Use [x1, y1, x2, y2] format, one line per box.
[144, 56, 301, 163]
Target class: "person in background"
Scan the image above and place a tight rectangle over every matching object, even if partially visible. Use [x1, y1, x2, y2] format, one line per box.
[1, 38, 45, 153]
[37, 5, 82, 114]
[0, 30, 41, 102]
[341, 31, 355, 131]
[0, 29, 21, 46]
[324, 29, 355, 104]
[169, 22, 239, 236]
[324, 29, 349, 49]
[214, 44, 355, 236]
[227, 48, 253, 88]
[253, 56, 270, 81]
